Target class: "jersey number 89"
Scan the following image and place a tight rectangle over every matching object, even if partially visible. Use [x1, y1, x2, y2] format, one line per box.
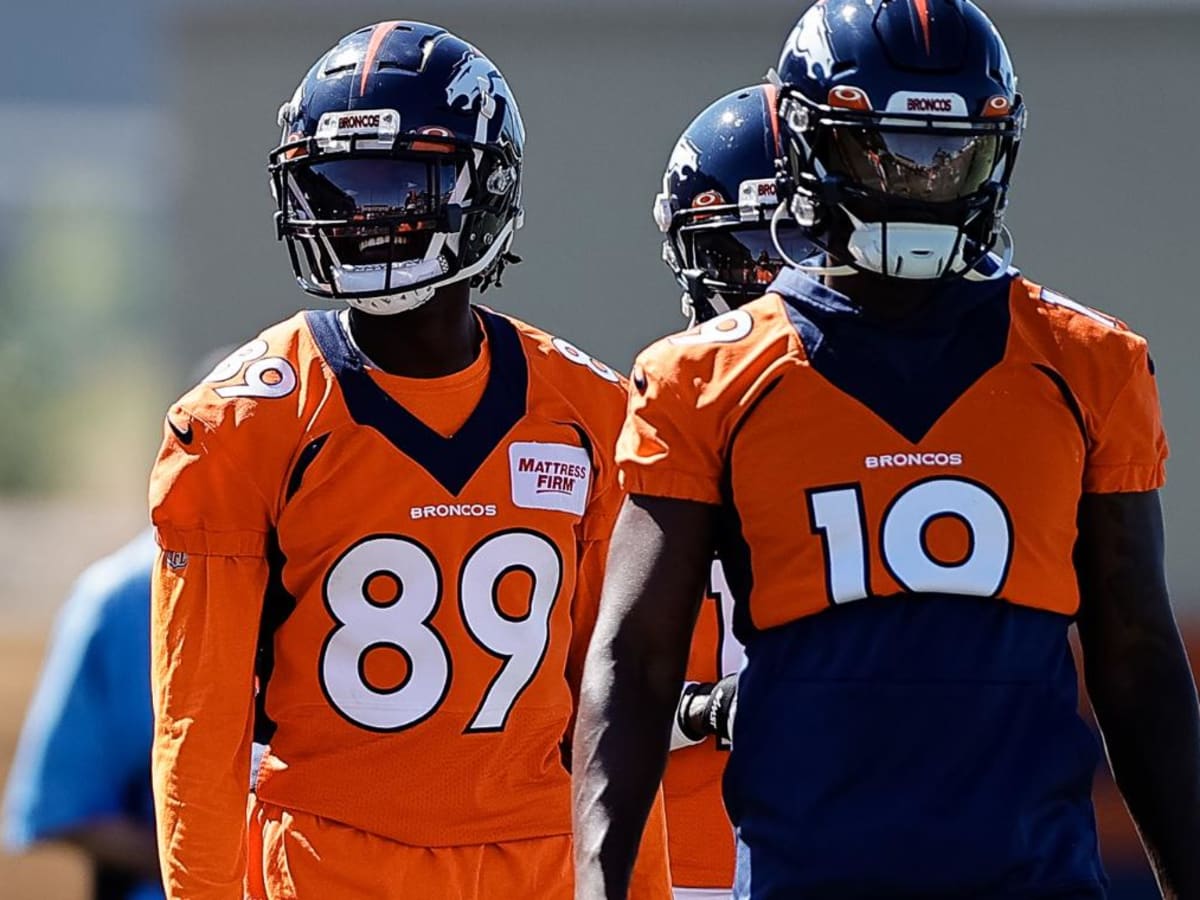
[319, 530, 562, 733]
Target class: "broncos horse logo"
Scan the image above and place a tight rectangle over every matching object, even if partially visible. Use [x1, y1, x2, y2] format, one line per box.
[446, 51, 509, 116]
[666, 136, 701, 182]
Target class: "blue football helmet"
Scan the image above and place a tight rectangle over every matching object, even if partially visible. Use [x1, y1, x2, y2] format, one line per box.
[773, 0, 1025, 281]
[654, 85, 814, 323]
[269, 21, 525, 314]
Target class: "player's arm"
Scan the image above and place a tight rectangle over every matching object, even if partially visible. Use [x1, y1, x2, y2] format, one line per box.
[573, 493, 715, 900]
[567, 431, 673, 900]
[150, 412, 272, 900]
[1075, 490, 1200, 897]
[1072, 335, 1198, 897]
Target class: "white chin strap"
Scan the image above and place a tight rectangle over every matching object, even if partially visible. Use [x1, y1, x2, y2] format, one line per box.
[338, 256, 447, 315]
[770, 201, 1013, 283]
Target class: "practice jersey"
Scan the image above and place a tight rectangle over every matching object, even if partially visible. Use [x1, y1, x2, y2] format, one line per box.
[664, 559, 743, 890]
[149, 308, 631, 895]
[619, 268, 1167, 898]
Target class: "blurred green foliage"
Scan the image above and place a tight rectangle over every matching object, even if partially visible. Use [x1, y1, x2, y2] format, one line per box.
[0, 163, 168, 495]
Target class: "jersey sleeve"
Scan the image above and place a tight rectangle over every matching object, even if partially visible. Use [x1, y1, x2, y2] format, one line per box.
[617, 351, 726, 505]
[3, 572, 138, 848]
[149, 408, 274, 900]
[617, 305, 791, 506]
[1083, 341, 1168, 494]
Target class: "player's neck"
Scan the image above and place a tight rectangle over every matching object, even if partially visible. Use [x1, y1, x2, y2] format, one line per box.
[346, 283, 482, 378]
[824, 272, 939, 321]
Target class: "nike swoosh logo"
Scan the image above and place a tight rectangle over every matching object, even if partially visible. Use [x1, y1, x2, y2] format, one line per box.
[167, 415, 194, 445]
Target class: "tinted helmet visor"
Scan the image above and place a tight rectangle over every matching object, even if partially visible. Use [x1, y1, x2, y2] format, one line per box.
[820, 127, 1001, 204]
[687, 223, 815, 293]
[285, 157, 460, 265]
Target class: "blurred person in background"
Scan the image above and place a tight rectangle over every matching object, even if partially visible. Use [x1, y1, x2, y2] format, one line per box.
[3, 531, 162, 900]
[1, 347, 242, 900]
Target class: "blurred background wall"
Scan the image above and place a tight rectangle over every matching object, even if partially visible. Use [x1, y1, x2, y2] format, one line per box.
[1, 1, 1197, 897]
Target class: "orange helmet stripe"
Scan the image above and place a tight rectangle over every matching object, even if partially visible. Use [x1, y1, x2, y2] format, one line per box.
[912, 0, 933, 55]
[359, 21, 403, 97]
[763, 83, 781, 155]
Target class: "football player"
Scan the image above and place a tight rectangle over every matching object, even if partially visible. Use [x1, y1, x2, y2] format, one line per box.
[651, 84, 812, 900]
[148, 22, 669, 900]
[573, 2, 1200, 899]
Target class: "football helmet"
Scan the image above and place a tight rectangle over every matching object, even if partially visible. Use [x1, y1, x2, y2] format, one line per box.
[654, 85, 814, 323]
[773, 0, 1025, 281]
[269, 21, 525, 314]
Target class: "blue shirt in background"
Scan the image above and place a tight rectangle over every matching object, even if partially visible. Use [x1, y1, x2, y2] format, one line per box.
[3, 530, 163, 900]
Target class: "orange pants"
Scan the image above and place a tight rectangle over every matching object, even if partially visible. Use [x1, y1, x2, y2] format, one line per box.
[248, 798, 671, 899]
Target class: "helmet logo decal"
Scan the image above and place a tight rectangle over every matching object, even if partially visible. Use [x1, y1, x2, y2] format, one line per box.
[912, 0, 933, 55]
[692, 190, 724, 208]
[666, 137, 701, 180]
[446, 52, 508, 116]
[886, 92, 967, 116]
[359, 20, 403, 97]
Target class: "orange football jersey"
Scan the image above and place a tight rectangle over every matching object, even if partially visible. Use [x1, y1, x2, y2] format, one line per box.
[620, 274, 1167, 630]
[618, 268, 1168, 896]
[664, 559, 743, 890]
[148, 307, 656, 898]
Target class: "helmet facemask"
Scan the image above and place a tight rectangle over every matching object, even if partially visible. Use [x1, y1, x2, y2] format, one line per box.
[777, 88, 1023, 282]
[659, 194, 814, 324]
[269, 127, 521, 314]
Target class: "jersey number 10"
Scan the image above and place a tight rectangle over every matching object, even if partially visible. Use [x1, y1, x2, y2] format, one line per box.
[807, 476, 1014, 604]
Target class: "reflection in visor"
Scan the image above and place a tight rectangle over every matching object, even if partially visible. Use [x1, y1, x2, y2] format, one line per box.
[823, 128, 1000, 203]
[287, 158, 460, 266]
[690, 226, 814, 292]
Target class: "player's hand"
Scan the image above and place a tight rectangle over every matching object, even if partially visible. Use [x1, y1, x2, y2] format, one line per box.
[676, 673, 738, 744]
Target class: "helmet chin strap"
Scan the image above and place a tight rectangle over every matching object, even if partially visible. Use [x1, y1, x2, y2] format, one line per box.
[771, 202, 854, 276]
[339, 255, 447, 315]
[346, 285, 437, 315]
[770, 202, 1014, 283]
[962, 225, 1015, 282]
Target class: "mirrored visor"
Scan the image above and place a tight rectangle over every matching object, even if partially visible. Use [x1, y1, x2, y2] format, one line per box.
[821, 127, 1001, 202]
[689, 225, 815, 292]
[287, 158, 461, 267]
[288, 158, 459, 224]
